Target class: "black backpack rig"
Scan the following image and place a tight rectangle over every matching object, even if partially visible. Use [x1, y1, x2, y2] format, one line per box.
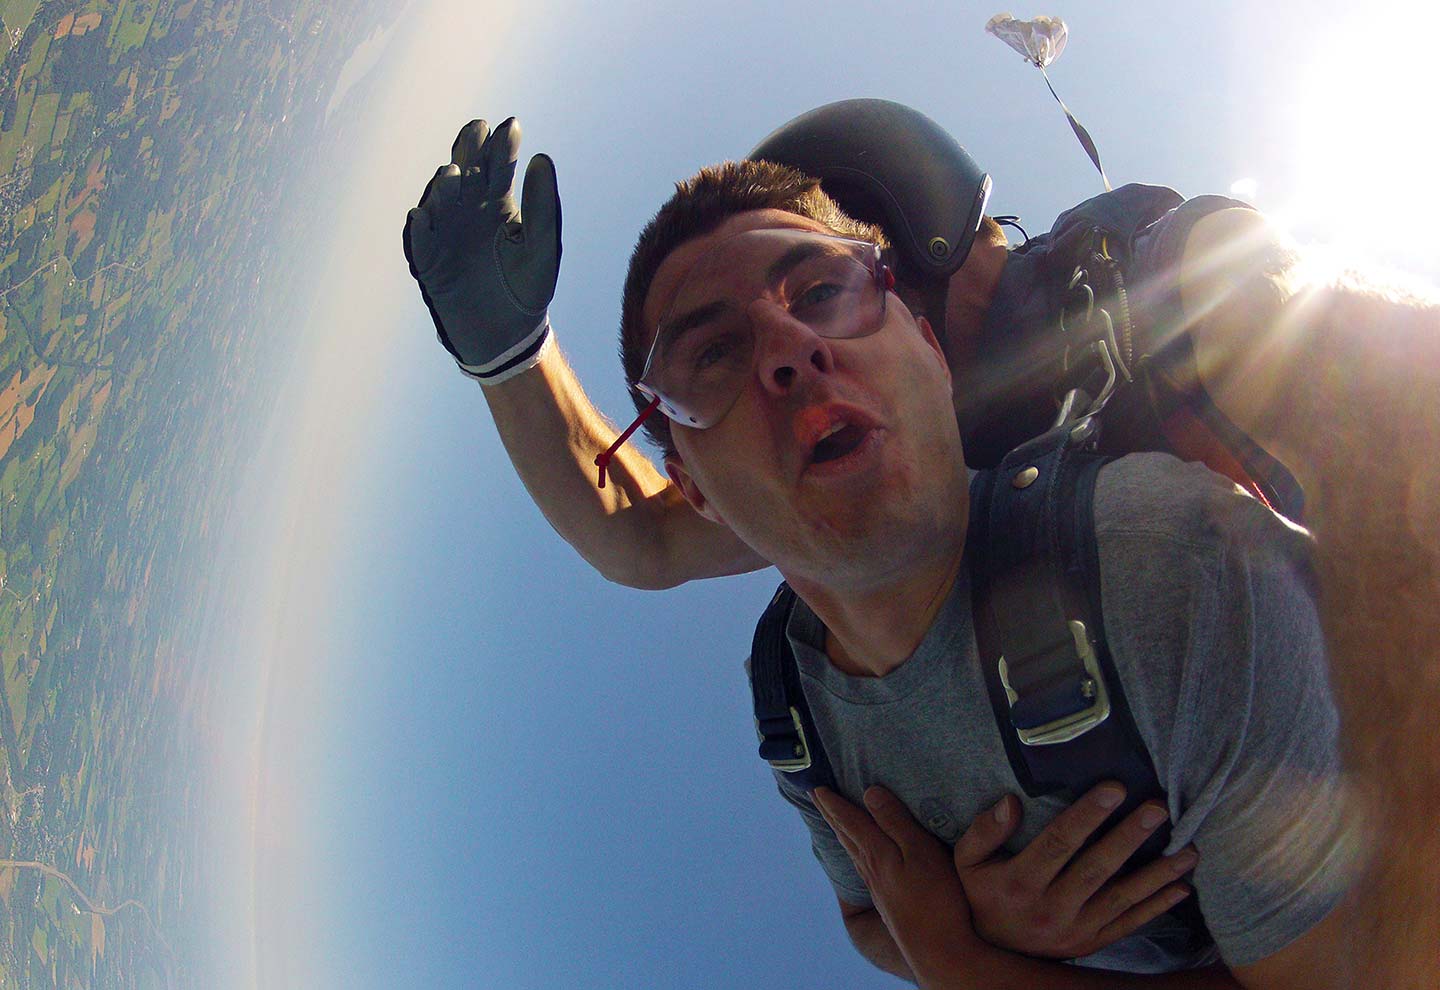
[746, 100, 1304, 880]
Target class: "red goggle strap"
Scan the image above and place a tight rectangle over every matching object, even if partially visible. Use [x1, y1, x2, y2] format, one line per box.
[594, 394, 662, 489]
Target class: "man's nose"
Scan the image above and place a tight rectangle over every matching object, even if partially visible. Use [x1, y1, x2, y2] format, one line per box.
[750, 299, 834, 395]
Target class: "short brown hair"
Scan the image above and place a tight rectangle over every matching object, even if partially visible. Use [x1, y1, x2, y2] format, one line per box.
[618, 159, 886, 453]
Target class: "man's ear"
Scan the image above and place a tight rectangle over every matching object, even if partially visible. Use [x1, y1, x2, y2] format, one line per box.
[915, 316, 952, 386]
[664, 452, 726, 525]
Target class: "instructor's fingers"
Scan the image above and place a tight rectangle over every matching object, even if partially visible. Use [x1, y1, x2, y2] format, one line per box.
[416, 163, 459, 209]
[451, 118, 491, 170]
[1092, 883, 1193, 947]
[419, 164, 461, 214]
[1084, 845, 1198, 926]
[953, 794, 1022, 870]
[481, 116, 522, 198]
[1009, 782, 1127, 887]
[403, 207, 435, 273]
[1052, 801, 1172, 906]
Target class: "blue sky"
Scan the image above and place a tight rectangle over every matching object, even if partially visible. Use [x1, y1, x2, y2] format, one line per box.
[217, 1, 1437, 986]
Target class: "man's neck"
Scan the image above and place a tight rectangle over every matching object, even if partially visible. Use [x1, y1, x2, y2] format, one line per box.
[788, 530, 968, 679]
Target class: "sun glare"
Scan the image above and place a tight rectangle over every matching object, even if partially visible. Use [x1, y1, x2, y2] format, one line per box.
[1286, 13, 1437, 267]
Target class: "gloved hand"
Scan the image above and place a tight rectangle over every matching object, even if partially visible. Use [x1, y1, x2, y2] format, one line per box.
[403, 117, 562, 384]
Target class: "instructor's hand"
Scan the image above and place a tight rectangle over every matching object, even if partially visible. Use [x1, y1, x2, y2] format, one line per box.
[403, 117, 561, 385]
[954, 783, 1198, 959]
[814, 786, 985, 981]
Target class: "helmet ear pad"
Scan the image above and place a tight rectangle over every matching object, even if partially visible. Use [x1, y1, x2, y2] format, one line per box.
[749, 99, 992, 287]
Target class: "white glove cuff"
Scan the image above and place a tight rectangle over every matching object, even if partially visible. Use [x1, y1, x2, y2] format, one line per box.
[459, 317, 552, 386]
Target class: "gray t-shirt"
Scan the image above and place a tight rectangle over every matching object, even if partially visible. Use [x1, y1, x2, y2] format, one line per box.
[762, 453, 1357, 972]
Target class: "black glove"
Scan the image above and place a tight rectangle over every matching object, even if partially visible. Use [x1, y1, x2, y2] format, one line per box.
[404, 117, 562, 384]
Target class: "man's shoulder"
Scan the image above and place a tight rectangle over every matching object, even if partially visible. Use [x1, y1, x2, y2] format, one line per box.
[1093, 452, 1308, 559]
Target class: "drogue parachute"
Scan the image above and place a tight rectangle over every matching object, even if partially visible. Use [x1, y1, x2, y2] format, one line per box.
[985, 12, 1067, 68]
[986, 13, 1110, 190]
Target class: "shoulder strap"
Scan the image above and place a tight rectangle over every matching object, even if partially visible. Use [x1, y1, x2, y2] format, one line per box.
[969, 423, 1168, 855]
[751, 584, 834, 794]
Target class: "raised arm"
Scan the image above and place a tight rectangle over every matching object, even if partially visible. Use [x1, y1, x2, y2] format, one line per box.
[478, 339, 765, 589]
[403, 116, 765, 589]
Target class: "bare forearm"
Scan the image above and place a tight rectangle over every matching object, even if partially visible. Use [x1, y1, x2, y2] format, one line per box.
[845, 908, 917, 983]
[479, 339, 765, 588]
[1180, 211, 1440, 543]
[1262, 284, 1440, 989]
[1195, 276, 1440, 526]
[847, 907, 1241, 990]
[918, 952, 1241, 990]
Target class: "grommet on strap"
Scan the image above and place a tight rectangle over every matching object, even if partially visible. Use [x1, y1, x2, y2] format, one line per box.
[1012, 466, 1040, 489]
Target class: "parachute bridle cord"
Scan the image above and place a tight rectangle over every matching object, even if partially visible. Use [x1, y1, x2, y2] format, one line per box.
[1038, 63, 1111, 192]
[987, 14, 1113, 192]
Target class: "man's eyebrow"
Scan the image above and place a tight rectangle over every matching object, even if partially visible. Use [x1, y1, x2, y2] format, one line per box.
[764, 240, 831, 285]
[657, 240, 839, 348]
[657, 299, 730, 354]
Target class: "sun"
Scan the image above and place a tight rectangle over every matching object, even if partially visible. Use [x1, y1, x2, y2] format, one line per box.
[1281, 12, 1438, 269]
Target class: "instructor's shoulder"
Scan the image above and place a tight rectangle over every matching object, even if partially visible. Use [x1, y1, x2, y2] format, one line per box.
[1178, 207, 1298, 320]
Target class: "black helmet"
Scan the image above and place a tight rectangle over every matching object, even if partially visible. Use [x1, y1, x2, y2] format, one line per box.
[749, 99, 992, 284]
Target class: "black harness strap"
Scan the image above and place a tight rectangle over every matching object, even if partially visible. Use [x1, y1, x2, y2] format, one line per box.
[751, 584, 835, 794]
[969, 423, 1169, 864]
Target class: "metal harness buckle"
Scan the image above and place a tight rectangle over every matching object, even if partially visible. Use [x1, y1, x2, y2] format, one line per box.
[1058, 261, 1133, 424]
[998, 620, 1112, 746]
[757, 706, 813, 772]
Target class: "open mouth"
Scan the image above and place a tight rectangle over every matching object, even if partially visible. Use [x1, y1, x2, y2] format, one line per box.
[811, 423, 869, 464]
[795, 404, 881, 472]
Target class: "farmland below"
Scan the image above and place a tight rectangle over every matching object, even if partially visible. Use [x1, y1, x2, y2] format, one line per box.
[0, 2, 397, 986]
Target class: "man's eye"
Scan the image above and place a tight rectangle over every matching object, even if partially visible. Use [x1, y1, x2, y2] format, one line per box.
[691, 332, 740, 372]
[794, 282, 843, 310]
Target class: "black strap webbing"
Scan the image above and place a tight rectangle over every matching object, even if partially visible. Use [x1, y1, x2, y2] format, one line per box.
[970, 423, 1171, 872]
[751, 584, 834, 794]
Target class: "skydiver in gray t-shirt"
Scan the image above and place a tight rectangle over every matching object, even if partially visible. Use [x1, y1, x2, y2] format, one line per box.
[399, 112, 1427, 987]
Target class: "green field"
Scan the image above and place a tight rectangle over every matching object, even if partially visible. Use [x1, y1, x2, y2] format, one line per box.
[0, 2, 396, 986]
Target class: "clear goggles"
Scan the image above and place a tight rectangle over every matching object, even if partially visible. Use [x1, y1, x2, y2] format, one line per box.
[595, 229, 894, 488]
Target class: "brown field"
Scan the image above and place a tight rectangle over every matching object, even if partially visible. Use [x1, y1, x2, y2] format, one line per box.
[66, 158, 106, 213]
[53, 13, 104, 40]
[69, 207, 97, 255]
[0, 366, 58, 462]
